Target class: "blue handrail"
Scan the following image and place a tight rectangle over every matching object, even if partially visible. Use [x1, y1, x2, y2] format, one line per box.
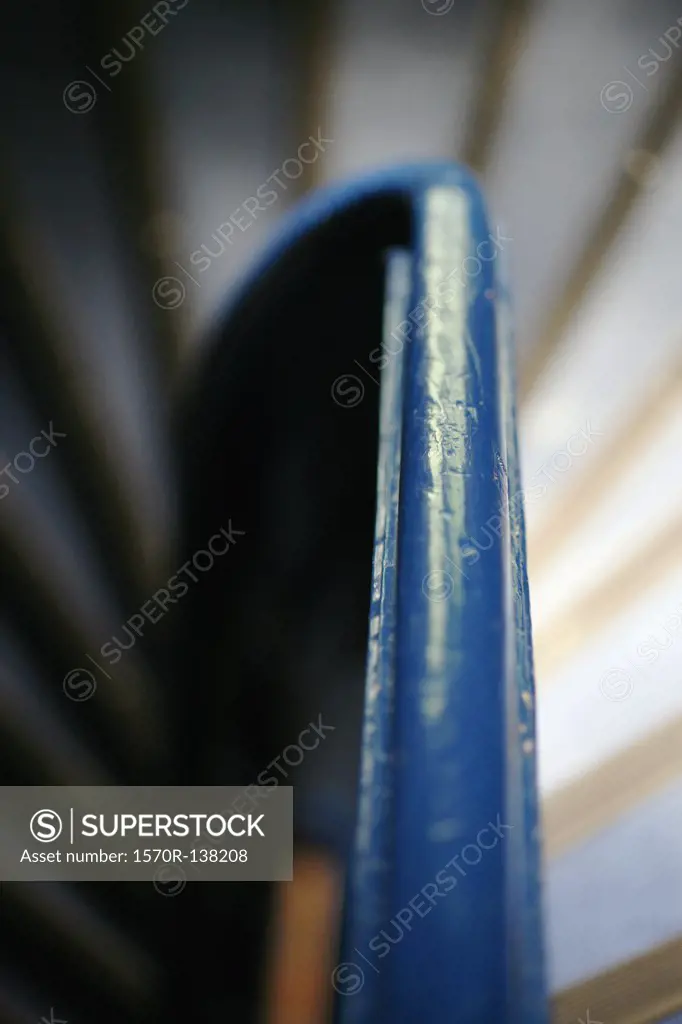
[328, 169, 547, 1024]
[184, 161, 547, 1023]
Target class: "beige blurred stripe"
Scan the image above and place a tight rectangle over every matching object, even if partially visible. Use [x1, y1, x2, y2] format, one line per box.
[263, 848, 342, 1024]
[533, 510, 682, 682]
[552, 934, 682, 1024]
[543, 713, 682, 860]
[461, 0, 536, 175]
[531, 357, 682, 683]
[528, 357, 682, 577]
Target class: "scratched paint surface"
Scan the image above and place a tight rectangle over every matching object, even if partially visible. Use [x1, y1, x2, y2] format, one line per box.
[387, 184, 508, 1022]
[236, 165, 548, 1022]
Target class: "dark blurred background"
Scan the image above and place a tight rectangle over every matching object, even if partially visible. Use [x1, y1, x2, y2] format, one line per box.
[2, 0, 682, 1021]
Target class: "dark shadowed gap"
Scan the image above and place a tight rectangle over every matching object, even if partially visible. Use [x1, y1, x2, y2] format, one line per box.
[173, 190, 413, 1021]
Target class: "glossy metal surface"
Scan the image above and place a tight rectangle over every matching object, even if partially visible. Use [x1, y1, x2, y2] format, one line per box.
[325, 169, 547, 1023]
[183, 162, 546, 1022]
